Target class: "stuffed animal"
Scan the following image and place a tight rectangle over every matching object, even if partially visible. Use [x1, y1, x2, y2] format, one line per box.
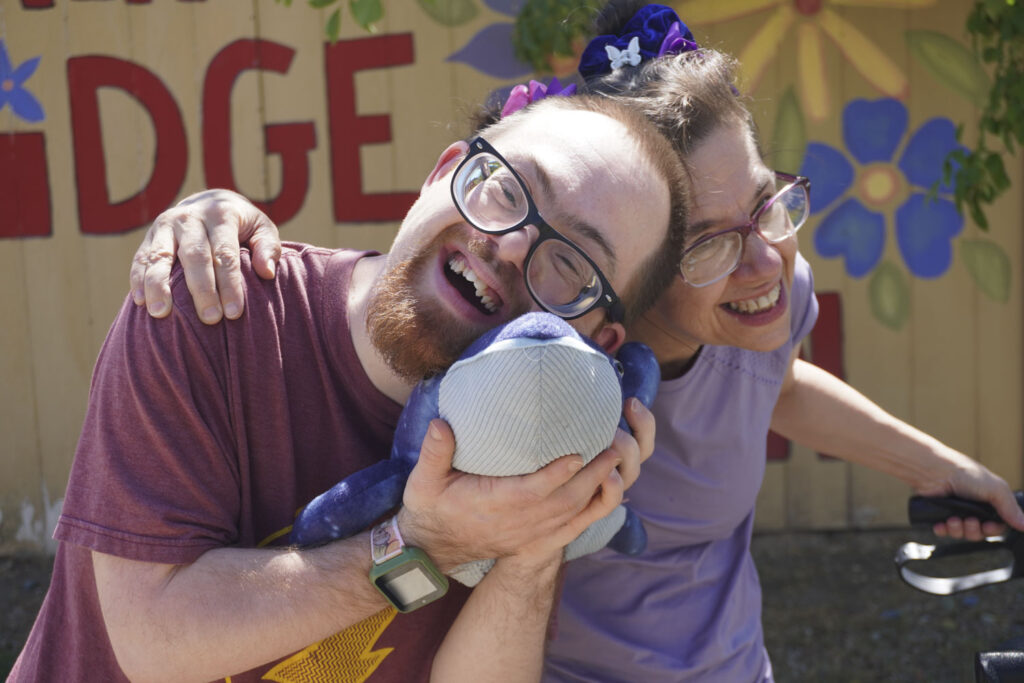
[290, 312, 660, 586]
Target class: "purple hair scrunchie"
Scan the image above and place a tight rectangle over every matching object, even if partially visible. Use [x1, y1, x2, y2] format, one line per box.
[500, 77, 577, 118]
[578, 4, 698, 79]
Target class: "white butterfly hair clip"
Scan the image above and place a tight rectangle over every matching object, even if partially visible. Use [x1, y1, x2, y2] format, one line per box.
[605, 36, 642, 70]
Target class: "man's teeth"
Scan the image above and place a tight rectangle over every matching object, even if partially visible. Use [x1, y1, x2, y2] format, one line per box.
[449, 255, 498, 312]
[728, 284, 780, 314]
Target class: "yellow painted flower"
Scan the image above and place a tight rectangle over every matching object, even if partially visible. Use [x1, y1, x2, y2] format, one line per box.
[679, 0, 933, 120]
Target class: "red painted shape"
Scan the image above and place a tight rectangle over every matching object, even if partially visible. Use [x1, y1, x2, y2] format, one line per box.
[766, 429, 790, 461]
[23, 0, 205, 6]
[808, 292, 845, 381]
[68, 56, 187, 235]
[203, 39, 316, 225]
[324, 33, 418, 223]
[0, 133, 52, 238]
[766, 291, 845, 461]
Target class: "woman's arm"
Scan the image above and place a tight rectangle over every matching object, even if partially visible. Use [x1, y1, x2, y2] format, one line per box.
[771, 349, 1024, 537]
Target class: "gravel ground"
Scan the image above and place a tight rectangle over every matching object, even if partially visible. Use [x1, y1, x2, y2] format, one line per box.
[2, 529, 1023, 681]
[753, 528, 1024, 683]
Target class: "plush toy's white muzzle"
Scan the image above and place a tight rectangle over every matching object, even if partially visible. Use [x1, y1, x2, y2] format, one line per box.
[439, 335, 622, 476]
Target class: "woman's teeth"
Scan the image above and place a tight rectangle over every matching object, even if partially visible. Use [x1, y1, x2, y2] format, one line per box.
[728, 283, 780, 314]
[448, 254, 498, 313]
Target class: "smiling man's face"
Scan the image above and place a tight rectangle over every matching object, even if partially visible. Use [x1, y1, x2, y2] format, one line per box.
[367, 104, 672, 381]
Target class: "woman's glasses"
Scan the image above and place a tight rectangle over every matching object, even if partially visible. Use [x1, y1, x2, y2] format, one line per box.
[680, 172, 810, 288]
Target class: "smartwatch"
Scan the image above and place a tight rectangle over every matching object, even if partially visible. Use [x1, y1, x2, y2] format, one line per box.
[369, 515, 448, 613]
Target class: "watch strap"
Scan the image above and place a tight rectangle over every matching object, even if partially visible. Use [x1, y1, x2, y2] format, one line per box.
[371, 515, 405, 565]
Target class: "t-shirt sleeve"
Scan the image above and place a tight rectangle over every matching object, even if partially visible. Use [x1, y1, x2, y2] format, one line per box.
[55, 272, 243, 565]
[789, 252, 819, 346]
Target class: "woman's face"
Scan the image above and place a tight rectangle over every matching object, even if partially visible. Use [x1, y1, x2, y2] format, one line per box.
[636, 120, 798, 373]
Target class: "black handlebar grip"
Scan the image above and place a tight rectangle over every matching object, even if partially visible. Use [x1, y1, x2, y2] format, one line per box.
[908, 491, 1024, 526]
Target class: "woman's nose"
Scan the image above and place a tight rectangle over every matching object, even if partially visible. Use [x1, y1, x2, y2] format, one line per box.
[735, 229, 783, 278]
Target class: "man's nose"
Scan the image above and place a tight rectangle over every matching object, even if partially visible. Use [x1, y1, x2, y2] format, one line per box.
[492, 224, 539, 272]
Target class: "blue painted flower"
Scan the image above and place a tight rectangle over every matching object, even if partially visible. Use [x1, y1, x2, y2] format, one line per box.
[447, 0, 532, 79]
[799, 98, 965, 279]
[0, 40, 44, 123]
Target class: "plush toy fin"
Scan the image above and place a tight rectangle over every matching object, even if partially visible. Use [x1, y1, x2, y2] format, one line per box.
[616, 341, 661, 433]
[607, 507, 647, 555]
[289, 459, 412, 546]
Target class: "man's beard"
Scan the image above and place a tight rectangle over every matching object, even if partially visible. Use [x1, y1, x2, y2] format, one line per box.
[366, 230, 526, 382]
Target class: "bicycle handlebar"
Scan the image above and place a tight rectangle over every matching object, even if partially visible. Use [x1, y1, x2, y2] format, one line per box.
[908, 492, 1024, 527]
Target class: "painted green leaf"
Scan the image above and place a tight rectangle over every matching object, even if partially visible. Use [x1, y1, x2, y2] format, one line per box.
[309, 0, 337, 8]
[906, 30, 990, 106]
[869, 261, 910, 330]
[960, 238, 1011, 303]
[772, 87, 805, 174]
[350, 0, 383, 30]
[326, 7, 342, 42]
[417, 0, 478, 27]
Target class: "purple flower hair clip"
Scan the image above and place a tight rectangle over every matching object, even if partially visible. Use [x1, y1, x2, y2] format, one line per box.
[578, 4, 698, 80]
[500, 77, 577, 118]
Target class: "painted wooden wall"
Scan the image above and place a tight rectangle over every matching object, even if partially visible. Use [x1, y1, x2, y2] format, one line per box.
[0, 0, 1020, 552]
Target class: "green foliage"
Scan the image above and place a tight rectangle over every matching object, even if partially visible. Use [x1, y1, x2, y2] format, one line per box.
[513, 0, 602, 73]
[416, 0, 479, 27]
[943, 0, 1024, 230]
[274, 0, 384, 40]
[961, 238, 1012, 302]
[869, 261, 910, 330]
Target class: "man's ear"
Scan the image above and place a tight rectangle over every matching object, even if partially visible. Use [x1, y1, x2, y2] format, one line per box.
[591, 321, 626, 355]
[422, 141, 469, 192]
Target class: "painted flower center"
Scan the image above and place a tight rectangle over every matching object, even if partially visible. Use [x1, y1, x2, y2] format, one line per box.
[857, 164, 902, 209]
[1, 79, 14, 92]
[794, 0, 822, 15]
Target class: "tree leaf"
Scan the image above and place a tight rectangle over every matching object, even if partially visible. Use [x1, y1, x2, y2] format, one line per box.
[772, 87, 806, 174]
[906, 30, 990, 106]
[350, 0, 383, 31]
[960, 238, 1011, 302]
[868, 261, 910, 330]
[309, 0, 337, 8]
[326, 8, 342, 42]
[417, 0, 479, 27]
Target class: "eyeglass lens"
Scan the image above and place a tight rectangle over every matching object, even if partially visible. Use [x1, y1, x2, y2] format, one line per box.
[454, 150, 606, 318]
[681, 180, 808, 286]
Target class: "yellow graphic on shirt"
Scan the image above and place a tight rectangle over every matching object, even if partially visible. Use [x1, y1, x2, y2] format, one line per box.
[262, 608, 398, 683]
[243, 526, 398, 682]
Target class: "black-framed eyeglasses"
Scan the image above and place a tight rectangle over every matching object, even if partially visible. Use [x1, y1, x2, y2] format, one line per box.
[680, 172, 811, 288]
[450, 137, 625, 323]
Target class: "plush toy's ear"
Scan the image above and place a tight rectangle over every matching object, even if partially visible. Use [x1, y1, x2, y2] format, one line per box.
[422, 141, 469, 192]
[591, 321, 626, 355]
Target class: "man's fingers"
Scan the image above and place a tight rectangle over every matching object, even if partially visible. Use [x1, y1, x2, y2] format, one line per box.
[607, 428, 641, 491]
[622, 397, 655, 464]
[546, 469, 624, 549]
[521, 454, 586, 501]
[408, 420, 457, 494]
[544, 449, 623, 522]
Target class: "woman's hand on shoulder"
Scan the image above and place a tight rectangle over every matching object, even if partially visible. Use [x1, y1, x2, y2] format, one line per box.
[130, 189, 283, 324]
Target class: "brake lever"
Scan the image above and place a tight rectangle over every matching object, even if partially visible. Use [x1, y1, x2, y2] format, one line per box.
[894, 492, 1024, 595]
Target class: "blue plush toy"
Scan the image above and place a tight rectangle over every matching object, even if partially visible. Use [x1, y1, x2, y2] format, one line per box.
[290, 312, 660, 586]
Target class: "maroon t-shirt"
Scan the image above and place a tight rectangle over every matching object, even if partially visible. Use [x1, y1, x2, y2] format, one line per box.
[11, 245, 470, 682]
